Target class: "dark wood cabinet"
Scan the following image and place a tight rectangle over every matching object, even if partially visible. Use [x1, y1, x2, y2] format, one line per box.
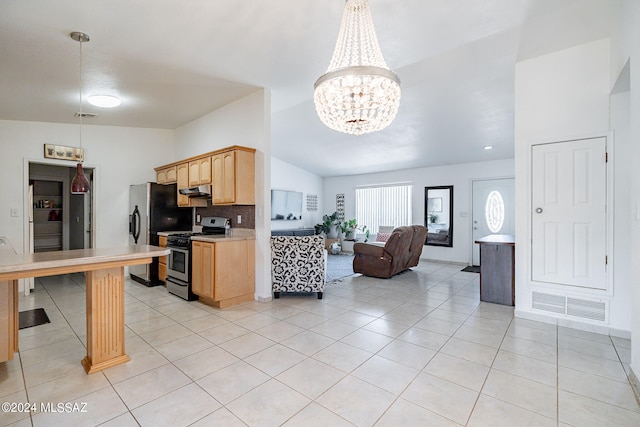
[475, 235, 515, 306]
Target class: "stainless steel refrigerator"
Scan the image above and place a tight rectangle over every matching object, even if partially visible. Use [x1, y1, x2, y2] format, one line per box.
[129, 182, 192, 286]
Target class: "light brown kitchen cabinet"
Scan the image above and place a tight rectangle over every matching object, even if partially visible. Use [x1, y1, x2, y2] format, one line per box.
[191, 241, 214, 299]
[188, 157, 212, 186]
[212, 149, 254, 205]
[191, 239, 255, 308]
[176, 162, 206, 207]
[155, 145, 254, 207]
[156, 166, 177, 184]
[158, 235, 167, 283]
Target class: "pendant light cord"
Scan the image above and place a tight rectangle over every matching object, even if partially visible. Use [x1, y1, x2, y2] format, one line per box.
[78, 36, 83, 154]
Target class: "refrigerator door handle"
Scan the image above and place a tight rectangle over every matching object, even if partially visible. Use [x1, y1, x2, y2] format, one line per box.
[132, 205, 141, 244]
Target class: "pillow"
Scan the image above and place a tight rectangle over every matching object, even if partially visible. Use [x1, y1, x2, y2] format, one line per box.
[376, 232, 391, 242]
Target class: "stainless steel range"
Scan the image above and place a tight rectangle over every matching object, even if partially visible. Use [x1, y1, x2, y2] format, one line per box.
[166, 216, 230, 300]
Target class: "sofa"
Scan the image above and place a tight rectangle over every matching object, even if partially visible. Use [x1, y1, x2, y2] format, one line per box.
[353, 225, 428, 279]
[271, 235, 326, 299]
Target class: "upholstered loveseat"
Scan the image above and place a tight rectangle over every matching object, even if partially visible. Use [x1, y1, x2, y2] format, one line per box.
[353, 225, 428, 279]
[271, 235, 326, 299]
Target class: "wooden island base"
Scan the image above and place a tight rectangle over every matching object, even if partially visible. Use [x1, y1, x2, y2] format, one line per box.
[81, 267, 131, 374]
[0, 245, 168, 373]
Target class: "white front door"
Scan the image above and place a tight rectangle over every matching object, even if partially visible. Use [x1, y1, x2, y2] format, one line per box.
[531, 137, 607, 289]
[472, 178, 515, 265]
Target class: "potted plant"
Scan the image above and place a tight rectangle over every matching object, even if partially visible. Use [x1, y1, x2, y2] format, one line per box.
[339, 218, 369, 241]
[315, 212, 340, 238]
[428, 213, 439, 224]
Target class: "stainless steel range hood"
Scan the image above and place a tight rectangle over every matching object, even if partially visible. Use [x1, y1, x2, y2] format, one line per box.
[178, 184, 211, 197]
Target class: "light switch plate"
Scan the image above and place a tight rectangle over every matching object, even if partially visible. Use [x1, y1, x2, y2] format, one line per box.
[237, 215, 242, 224]
[10, 208, 19, 217]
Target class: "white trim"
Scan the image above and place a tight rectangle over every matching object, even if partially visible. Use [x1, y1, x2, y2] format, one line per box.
[469, 176, 515, 265]
[21, 157, 98, 294]
[354, 181, 413, 189]
[526, 132, 614, 297]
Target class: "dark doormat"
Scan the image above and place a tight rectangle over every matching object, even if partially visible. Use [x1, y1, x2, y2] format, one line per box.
[19, 308, 50, 329]
[461, 266, 480, 273]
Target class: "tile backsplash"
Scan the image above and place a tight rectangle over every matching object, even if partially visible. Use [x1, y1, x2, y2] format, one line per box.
[195, 204, 255, 229]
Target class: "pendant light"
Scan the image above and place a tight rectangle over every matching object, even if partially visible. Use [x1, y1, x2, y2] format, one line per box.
[70, 31, 91, 194]
[314, 0, 401, 135]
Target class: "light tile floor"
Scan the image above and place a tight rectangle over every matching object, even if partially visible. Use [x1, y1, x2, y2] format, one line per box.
[2, 262, 639, 426]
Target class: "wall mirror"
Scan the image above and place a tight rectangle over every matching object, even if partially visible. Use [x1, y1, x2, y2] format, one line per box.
[424, 185, 453, 247]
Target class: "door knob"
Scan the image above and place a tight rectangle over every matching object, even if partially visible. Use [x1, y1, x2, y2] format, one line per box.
[535, 207, 543, 213]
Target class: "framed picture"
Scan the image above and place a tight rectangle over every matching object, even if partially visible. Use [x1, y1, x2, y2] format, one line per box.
[44, 144, 83, 162]
[427, 197, 442, 212]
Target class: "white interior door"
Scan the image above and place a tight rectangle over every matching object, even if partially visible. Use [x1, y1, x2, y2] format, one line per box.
[531, 137, 607, 289]
[472, 178, 515, 265]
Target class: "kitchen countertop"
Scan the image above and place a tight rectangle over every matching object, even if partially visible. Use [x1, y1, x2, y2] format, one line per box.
[475, 234, 515, 245]
[191, 228, 255, 243]
[0, 245, 169, 280]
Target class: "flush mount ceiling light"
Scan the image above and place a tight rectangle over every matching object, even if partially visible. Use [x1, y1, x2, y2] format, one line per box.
[314, 0, 401, 136]
[88, 95, 121, 108]
[483, 145, 494, 150]
[70, 31, 91, 195]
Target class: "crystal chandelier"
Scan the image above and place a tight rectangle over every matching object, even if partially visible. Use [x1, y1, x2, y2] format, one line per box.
[314, 0, 401, 135]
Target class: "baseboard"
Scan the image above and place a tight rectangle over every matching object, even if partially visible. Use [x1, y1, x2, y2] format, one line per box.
[256, 295, 272, 303]
[421, 257, 467, 267]
[514, 309, 631, 339]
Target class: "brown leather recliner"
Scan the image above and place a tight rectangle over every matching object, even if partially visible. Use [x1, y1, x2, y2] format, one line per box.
[353, 225, 428, 278]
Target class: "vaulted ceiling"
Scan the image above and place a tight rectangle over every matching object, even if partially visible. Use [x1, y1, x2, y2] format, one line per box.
[0, 0, 615, 177]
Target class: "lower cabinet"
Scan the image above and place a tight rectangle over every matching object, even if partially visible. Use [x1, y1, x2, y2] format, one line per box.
[158, 236, 167, 283]
[476, 235, 515, 306]
[191, 240, 255, 308]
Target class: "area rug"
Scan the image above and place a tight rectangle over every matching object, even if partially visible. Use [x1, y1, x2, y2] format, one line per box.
[19, 308, 50, 329]
[326, 254, 355, 283]
[461, 266, 480, 273]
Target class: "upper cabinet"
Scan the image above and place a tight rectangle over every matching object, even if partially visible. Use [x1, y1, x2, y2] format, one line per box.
[189, 157, 212, 186]
[155, 146, 255, 207]
[212, 149, 254, 205]
[156, 166, 177, 184]
[177, 163, 206, 207]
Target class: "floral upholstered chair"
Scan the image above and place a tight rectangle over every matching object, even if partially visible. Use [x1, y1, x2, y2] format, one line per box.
[271, 235, 326, 299]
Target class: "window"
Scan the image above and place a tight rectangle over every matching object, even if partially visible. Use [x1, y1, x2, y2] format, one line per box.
[355, 184, 413, 233]
[485, 190, 505, 233]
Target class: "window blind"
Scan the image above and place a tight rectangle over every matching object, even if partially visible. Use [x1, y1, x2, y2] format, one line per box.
[355, 184, 413, 233]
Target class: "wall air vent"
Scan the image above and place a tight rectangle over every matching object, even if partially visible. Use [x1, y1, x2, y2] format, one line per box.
[531, 291, 607, 322]
[74, 112, 98, 118]
[567, 298, 606, 322]
[532, 291, 565, 314]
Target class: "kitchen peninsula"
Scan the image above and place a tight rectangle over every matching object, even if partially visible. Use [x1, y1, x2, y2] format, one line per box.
[0, 242, 169, 373]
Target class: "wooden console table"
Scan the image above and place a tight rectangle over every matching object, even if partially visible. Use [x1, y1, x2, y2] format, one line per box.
[0, 245, 169, 373]
[475, 234, 515, 306]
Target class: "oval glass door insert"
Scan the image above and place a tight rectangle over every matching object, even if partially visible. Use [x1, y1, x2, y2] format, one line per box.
[485, 190, 505, 233]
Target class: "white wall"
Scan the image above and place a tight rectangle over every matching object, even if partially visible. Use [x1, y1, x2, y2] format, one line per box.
[174, 90, 273, 301]
[514, 38, 638, 335]
[271, 157, 324, 231]
[323, 159, 515, 264]
[612, 0, 640, 391]
[0, 120, 174, 254]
